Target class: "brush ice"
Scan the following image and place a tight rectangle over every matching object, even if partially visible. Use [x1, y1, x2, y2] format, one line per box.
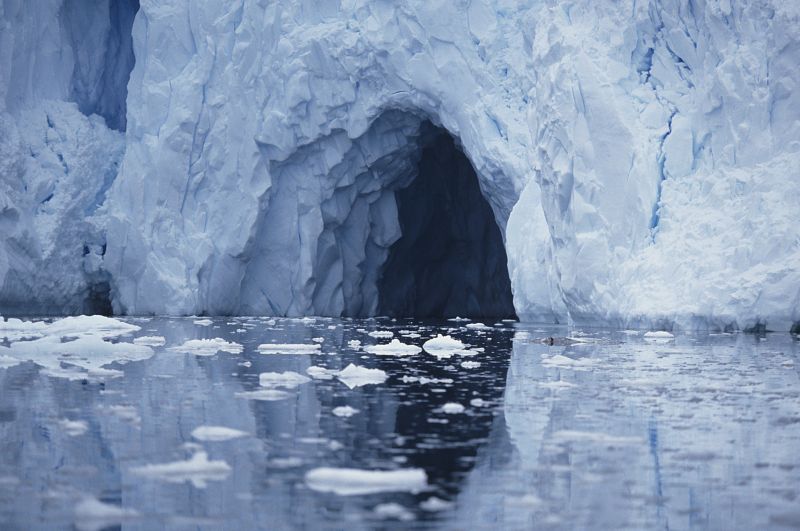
[190, 426, 248, 442]
[335, 364, 388, 389]
[258, 371, 311, 389]
[257, 343, 321, 355]
[132, 336, 166, 347]
[364, 339, 421, 356]
[74, 498, 139, 531]
[332, 406, 359, 418]
[130, 451, 231, 488]
[305, 467, 427, 495]
[170, 338, 243, 356]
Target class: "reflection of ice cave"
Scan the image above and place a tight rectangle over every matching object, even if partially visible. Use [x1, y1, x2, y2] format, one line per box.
[240, 111, 515, 318]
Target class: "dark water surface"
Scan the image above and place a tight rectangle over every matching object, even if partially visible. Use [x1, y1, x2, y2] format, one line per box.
[0, 317, 798, 530]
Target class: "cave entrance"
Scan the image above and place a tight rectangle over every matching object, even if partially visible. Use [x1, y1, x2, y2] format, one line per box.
[377, 124, 516, 319]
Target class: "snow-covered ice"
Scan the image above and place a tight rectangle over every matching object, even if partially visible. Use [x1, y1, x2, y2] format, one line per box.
[441, 403, 465, 414]
[364, 339, 421, 356]
[170, 338, 243, 356]
[258, 371, 311, 389]
[332, 406, 359, 418]
[132, 336, 166, 347]
[335, 364, 388, 389]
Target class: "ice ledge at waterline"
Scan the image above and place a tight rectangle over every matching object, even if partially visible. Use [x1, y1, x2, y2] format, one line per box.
[0, 1, 798, 331]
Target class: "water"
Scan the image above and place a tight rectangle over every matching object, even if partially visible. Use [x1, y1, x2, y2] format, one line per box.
[0, 317, 798, 530]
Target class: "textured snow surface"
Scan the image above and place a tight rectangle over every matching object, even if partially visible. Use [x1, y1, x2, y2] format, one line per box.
[1, 1, 799, 330]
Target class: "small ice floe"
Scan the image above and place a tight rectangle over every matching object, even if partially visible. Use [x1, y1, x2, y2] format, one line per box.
[60, 419, 89, 436]
[258, 371, 311, 389]
[644, 330, 675, 342]
[401, 332, 422, 338]
[332, 406, 359, 417]
[306, 366, 338, 380]
[74, 497, 139, 531]
[441, 402, 465, 414]
[257, 343, 321, 355]
[193, 318, 213, 326]
[305, 467, 428, 495]
[336, 364, 388, 388]
[130, 451, 231, 488]
[465, 322, 489, 330]
[367, 330, 394, 338]
[400, 376, 453, 385]
[447, 317, 471, 322]
[420, 497, 454, 512]
[347, 339, 362, 348]
[312, 337, 324, 343]
[541, 354, 595, 371]
[132, 335, 166, 347]
[0, 315, 140, 341]
[170, 338, 243, 356]
[267, 457, 304, 469]
[422, 335, 469, 358]
[0, 355, 21, 369]
[364, 339, 421, 356]
[460, 361, 481, 369]
[235, 389, 292, 401]
[622, 330, 640, 335]
[374, 502, 414, 521]
[191, 426, 249, 442]
[469, 398, 487, 407]
[539, 380, 578, 390]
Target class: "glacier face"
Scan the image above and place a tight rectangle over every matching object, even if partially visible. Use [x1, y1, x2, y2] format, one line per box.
[1, 0, 799, 330]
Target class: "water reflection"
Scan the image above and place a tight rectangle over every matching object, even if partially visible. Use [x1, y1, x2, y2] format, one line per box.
[0, 319, 798, 529]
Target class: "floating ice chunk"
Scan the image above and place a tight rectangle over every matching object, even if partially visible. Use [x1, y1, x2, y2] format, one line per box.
[374, 502, 414, 521]
[347, 339, 362, 348]
[541, 354, 595, 371]
[191, 426, 249, 441]
[465, 322, 489, 330]
[235, 389, 292, 401]
[364, 339, 421, 356]
[60, 419, 89, 436]
[258, 371, 311, 388]
[441, 402, 465, 414]
[305, 467, 428, 495]
[469, 398, 486, 407]
[1, 335, 154, 379]
[422, 335, 467, 358]
[401, 332, 422, 338]
[130, 451, 231, 488]
[306, 366, 338, 380]
[460, 361, 481, 369]
[420, 497, 454, 512]
[447, 317, 471, 322]
[170, 338, 243, 356]
[132, 336, 166, 346]
[644, 331, 675, 342]
[0, 318, 48, 340]
[257, 343, 321, 354]
[74, 497, 139, 531]
[312, 337, 324, 343]
[367, 330, 394, 338]
[622, 330, 640, 335]
[401, 376, 454, 385]
[0, 355, 21, 369]
[336, 364, 388, 388]
[193, 318, 213, 326]
[332, 406, 359, 417]
[45, 315, 141, 339]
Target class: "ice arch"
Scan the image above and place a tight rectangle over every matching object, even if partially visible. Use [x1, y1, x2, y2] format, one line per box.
[235, 110, 514, 318]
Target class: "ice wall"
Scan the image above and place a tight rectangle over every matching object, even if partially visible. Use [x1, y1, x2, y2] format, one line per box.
[1, 0, 798, 330]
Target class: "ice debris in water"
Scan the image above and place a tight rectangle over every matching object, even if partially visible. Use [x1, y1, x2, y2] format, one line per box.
[644, 330, 675, 342]
[235, 389, 292, 401]
[347, 339, 361, 348]
[74, 497, 139, 531]
[258, 371, 311, 389]
[367, 330, 394, 338]
[130, 451, 231, 488]
[132, 335, 166, 346]
[305, 467, 428, 495]
[336, 364, 388, 388]
[190, 426, 249, 441]
[257, 343, 321, 354]
[0, 315, 140, 341]
[461, 361, 481, 369]
[193, 318, 213, 326]
[374, 502, 414, 521]
[60, 419, 89, 436]
[332, 406, 359, 417]
[422, 335, 469, 358]
[441, 402, 465, 414]
[469, 398, 487, 407]
[169, 338, 243, 356]
[447, 317, 471, 322]
[364, 339, 421, 356]
[306, 366, 338, 380]
[420, 497, 454, 512]
[465, 322, 489, 330]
